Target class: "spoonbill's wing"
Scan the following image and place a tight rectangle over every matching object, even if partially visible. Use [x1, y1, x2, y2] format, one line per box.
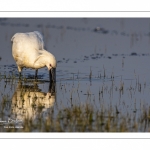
[11, 31, 45, 51]
[33, 31, 44, 50]
[11, 31, 46, 68]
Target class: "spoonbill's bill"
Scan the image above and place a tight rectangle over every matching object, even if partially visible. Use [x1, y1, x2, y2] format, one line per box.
[11, 31, 56, 82]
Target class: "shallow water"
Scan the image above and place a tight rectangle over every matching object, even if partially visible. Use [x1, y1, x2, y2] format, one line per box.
[0, 18, 150, 132]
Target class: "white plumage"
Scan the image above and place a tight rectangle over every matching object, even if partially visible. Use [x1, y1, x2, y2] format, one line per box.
[11, 31, 56, 81]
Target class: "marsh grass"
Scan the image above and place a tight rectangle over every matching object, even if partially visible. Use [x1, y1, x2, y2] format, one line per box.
[1, 103, 149, 132]
[0, 68, 150, 132]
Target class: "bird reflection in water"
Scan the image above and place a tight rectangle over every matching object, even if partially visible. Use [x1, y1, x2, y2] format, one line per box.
[11, 81, 56, 129]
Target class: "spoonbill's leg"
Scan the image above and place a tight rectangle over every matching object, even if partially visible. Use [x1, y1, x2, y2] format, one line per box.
[19, 72, 21, 79]
[18, 66, 22, 79]
[35, 69, 38, 79]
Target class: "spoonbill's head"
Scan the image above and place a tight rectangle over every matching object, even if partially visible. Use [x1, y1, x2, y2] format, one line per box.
[34, 50, 57, 82]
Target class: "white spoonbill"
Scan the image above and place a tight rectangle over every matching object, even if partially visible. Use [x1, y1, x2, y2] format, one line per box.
[11, 31, 56, 82]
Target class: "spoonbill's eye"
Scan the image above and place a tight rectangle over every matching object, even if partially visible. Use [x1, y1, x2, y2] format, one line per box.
[49, 64, 52, 67]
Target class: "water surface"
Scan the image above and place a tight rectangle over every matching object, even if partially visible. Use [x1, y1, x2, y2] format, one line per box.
[0, 18, 150, 132]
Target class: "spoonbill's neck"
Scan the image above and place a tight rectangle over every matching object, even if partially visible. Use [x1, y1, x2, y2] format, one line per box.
[33, 50, 57, 70]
